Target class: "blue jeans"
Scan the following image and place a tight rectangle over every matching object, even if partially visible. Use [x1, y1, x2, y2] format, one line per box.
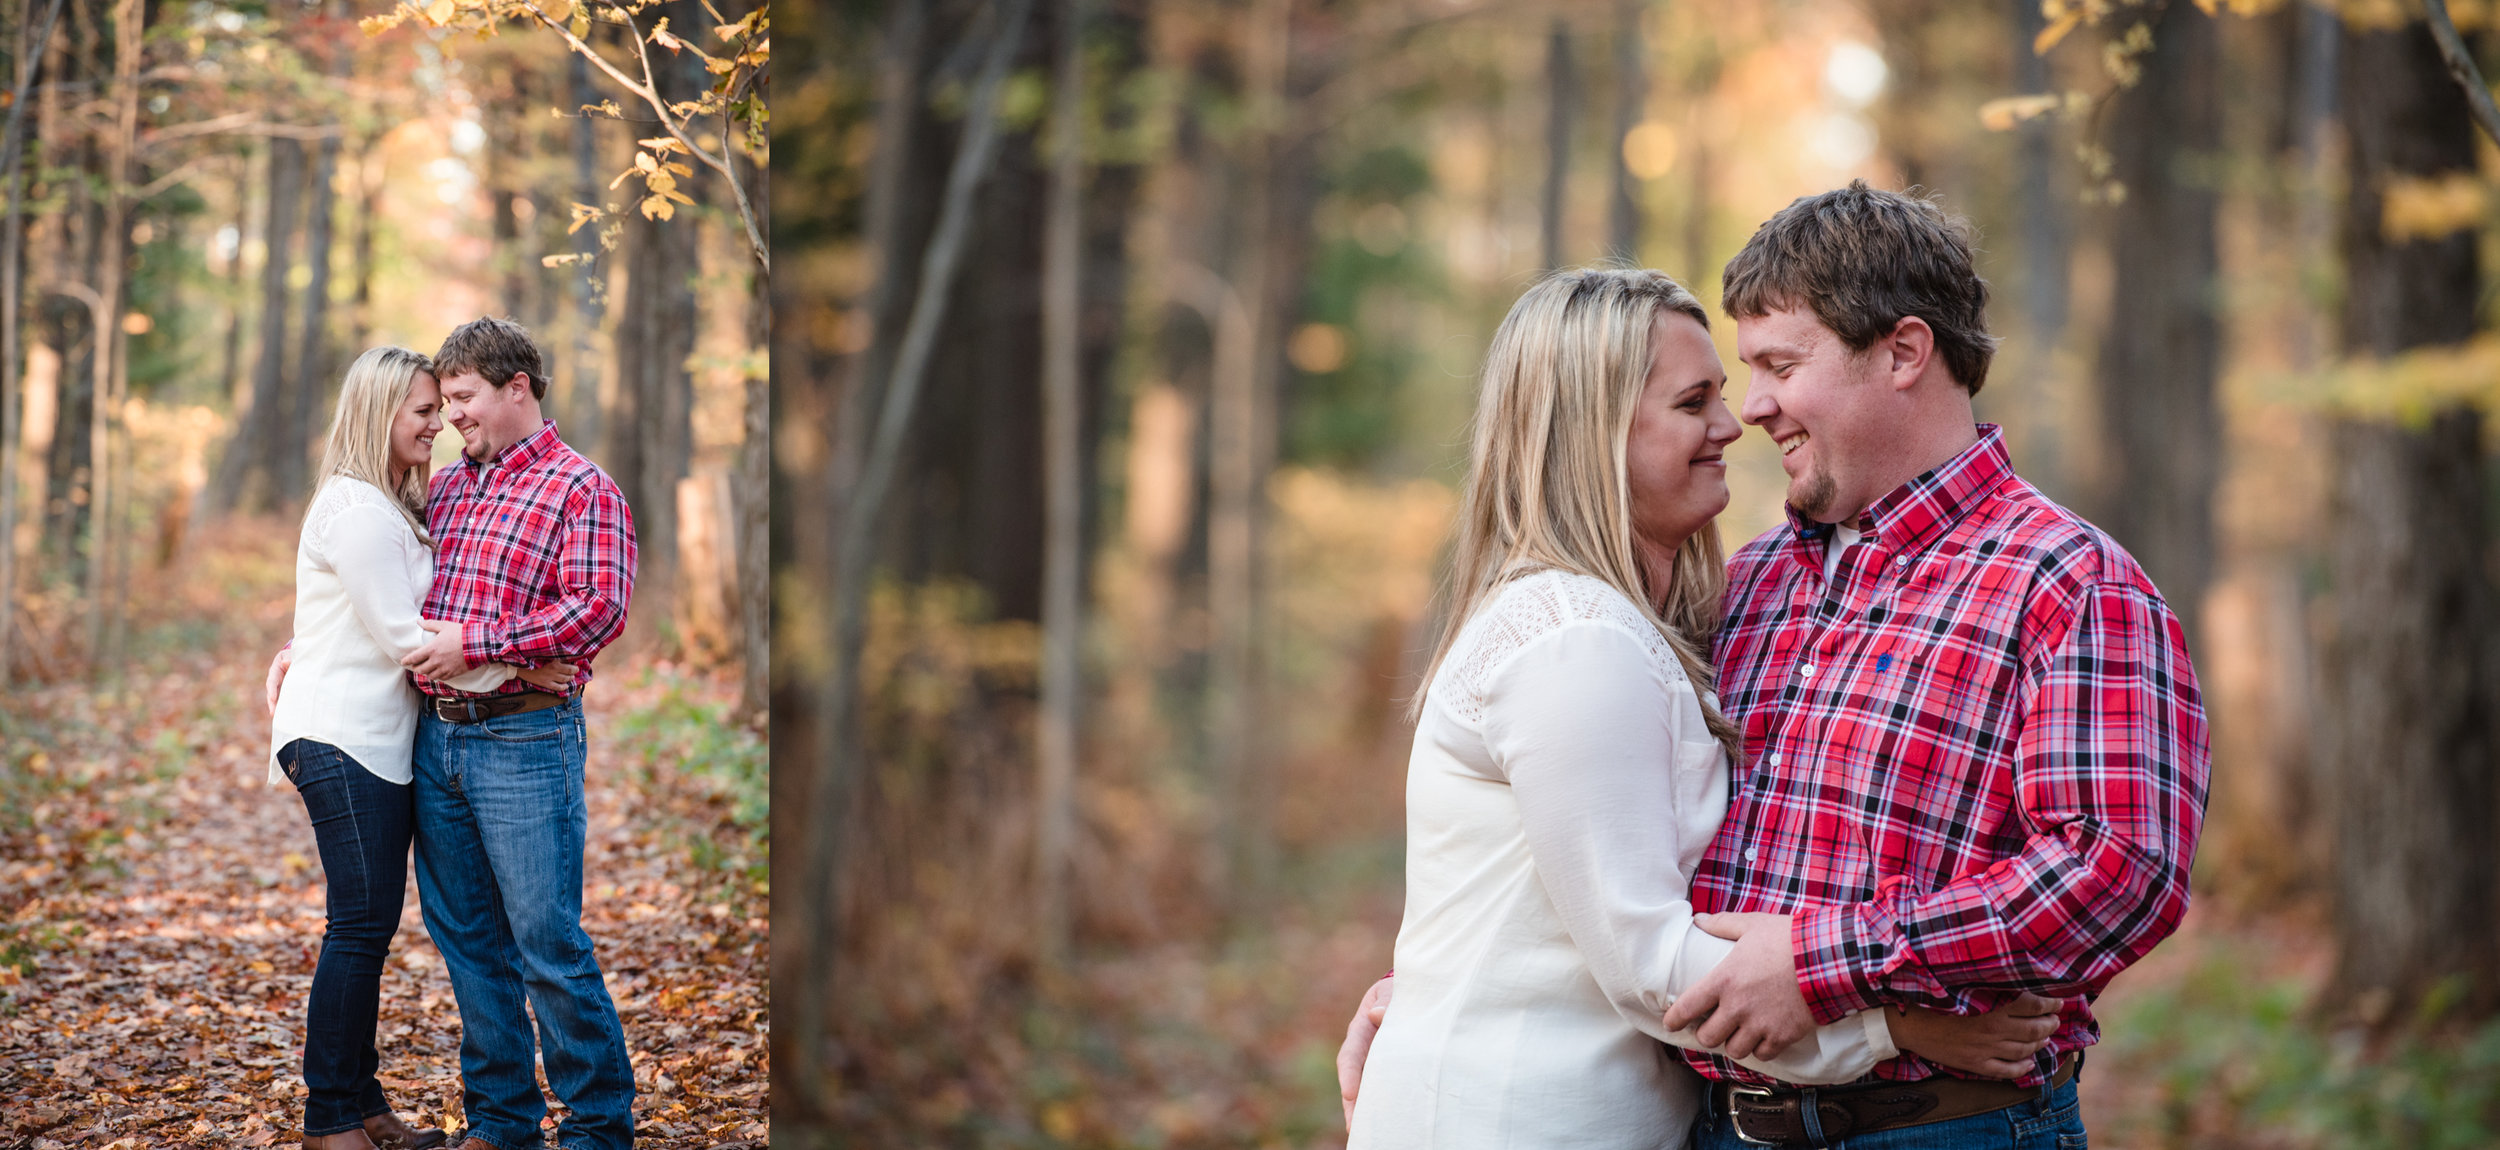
[412, 700, 634, 1150]
[1693, 1072, 2087, 1150]
[281, 738, 414, 1138]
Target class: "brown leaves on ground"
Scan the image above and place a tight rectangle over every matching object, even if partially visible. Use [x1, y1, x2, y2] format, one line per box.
[0, 523, 766, 1148]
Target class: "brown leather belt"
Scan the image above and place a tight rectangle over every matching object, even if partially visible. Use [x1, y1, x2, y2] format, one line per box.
[1713, 1053, 2080, 1148]
[430, 690, 567, 724]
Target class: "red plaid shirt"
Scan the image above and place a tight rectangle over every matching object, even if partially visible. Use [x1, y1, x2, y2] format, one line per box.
[1683, 426, 2209, 1087]
[420, 420, 637, 699]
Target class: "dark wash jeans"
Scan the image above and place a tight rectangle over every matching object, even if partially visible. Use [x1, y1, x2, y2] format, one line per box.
[278, 738, 413, 1138]
[1692, 1071, 2088, 1150]
[412, 698, 634, 1150]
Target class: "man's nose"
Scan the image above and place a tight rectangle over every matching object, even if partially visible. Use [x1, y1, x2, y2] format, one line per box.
[1739, 379, 1776, 427]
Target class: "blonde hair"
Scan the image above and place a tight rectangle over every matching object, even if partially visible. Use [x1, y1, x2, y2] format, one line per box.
[1416, 267, 1743, 762]
[314, 346, 438, 547]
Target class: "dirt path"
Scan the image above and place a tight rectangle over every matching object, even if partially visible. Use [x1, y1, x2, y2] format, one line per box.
[0, 535, 767, 1149]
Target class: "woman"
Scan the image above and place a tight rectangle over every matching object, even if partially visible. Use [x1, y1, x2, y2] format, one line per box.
[1345, 270, 2050, 1148]
[266, 346, 574, 1150]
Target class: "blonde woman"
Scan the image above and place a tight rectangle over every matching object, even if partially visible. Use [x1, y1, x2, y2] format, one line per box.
[265, 347, 574, 1150]
[1343, 270, 2052, 1148]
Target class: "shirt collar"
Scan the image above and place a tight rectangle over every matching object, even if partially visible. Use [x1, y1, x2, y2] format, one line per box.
[486, 420, 560, 474]
[1783, 423, 2011, 571]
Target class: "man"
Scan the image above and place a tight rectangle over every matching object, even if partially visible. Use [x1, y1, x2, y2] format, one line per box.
[274, 318, 640, 1150]
[1340, 183, 2209, 1148]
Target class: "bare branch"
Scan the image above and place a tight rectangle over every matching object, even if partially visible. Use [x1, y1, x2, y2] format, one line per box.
[2424, 0, 2500, 150]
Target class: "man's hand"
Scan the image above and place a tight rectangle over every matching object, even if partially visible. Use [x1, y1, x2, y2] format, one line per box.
[1336, 975, 1394, 1127]
[1661, 912, 1815, 1062]
[264, 647, 294, 713]
[402, 619, 476, 681]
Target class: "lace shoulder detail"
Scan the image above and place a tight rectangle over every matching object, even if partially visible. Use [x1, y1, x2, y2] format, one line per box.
[1433, 569, 1687, 725]
[303, 477, 414, 555]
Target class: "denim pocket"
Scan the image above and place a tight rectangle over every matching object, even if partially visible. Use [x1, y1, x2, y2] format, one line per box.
[2012, 1098, 2082, 1141]
[478, 709, 566, 742]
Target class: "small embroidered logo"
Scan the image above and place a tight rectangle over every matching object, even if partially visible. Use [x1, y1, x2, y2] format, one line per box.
[1876, 653, 1894, 672]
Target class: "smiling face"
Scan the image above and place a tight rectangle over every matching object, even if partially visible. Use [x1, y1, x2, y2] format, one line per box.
[437, 367, 536, 462]
[1627, 310, 1744, 554]
[388, 371, 444, 480]
[1734, 304, 1897, 524]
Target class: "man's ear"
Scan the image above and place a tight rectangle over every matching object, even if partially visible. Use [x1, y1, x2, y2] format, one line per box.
[1885, 316, 1936, 391]
[504, 371, 532, 397]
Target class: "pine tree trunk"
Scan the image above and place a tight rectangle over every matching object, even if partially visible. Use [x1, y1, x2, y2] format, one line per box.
[2092, 0, 2220, 646]
[1539, 20, 1572, 270]
[210, 133, 301, 515]
[2321, 14, 2495, 1023]
[2320, 409, 2499, 1019]
[290, 128, 338, 503]
[1604, 0, 1642, 263]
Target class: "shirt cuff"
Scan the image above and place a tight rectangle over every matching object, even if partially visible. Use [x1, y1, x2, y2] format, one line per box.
[463, 618, 511, 668]
[1856, 1001, 1899, 1064]
[1794, 903, 1892, 1025]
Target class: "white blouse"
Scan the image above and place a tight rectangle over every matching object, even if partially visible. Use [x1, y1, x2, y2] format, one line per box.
[267, 476, 512, 785]
[1348, 570, 1894, 1150]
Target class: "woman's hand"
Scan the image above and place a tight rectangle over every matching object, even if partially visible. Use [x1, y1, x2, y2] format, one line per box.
[1885, 993, 2064, 1079]
[517, 661, 580, 692]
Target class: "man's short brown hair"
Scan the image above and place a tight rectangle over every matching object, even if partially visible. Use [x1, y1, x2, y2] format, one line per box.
[434, 316, 550, 400]
[1722, 181, 1999, 394]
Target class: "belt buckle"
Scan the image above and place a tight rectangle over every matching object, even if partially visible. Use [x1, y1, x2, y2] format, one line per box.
[1728, 1085, 1786, 1147]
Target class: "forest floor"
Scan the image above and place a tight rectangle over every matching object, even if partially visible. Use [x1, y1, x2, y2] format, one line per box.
[0, 525, 767, 1149]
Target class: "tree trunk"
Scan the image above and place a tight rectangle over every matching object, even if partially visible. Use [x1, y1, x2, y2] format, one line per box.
[83, 0, 137, 664]
[735, 142, 768, 720]
[566, 50, 605, 451]
[220, 163, 249, 414]
[1035, 0, 1090, 965]
[1604, 0, 1642, 263]
[1540, 19, 1572, 270]
[292, 126, 339, 502]
[2009, 0, 2067, 351]
[611, 205, 695, 634]
[2092, 0, 2220, 647]
[2320, 409, 2499, 1020]
[0, 0, 68, 685]
[209, 133, 301, 516]
[2321, 13, 2492, 1022]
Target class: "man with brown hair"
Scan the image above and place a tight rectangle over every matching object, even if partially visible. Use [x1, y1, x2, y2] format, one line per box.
[1341, 183, 2209, 1148]
[400, 317, 640, 1150]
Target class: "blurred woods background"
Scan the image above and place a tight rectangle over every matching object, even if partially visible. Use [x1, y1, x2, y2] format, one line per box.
[0, 0, 769, 698]
[780, 0, 2500, 1144]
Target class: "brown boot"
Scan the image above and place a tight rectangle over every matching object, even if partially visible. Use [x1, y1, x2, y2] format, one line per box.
[303, 1130, 378, 1150]
[362, 1113, 449, 1150]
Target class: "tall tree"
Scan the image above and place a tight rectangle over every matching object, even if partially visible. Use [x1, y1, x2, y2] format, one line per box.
[1604, 0, 1643, 262]
[84, 0, 139, 662]
[2092, 0, 2220, 646]
[564, 50, 605, 451]
[2318, 14, 2496, 1021]
[1035, 0, 1090, 964]
[208, 133, 303, 514]
[0, 0, 70, 684]
[1539, 19, 1572, 270]
[291, 116, 341, 502]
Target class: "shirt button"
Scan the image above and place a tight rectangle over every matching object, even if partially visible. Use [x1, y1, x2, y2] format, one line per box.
[1799, 664, 1815, 680]
[1767, 753, 1782, 768]
[1745, 848, 1759, 863]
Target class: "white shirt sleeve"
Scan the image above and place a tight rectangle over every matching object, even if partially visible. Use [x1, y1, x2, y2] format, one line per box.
[1482, 620, 1896, 1086]
[322, 502, 516, 694]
